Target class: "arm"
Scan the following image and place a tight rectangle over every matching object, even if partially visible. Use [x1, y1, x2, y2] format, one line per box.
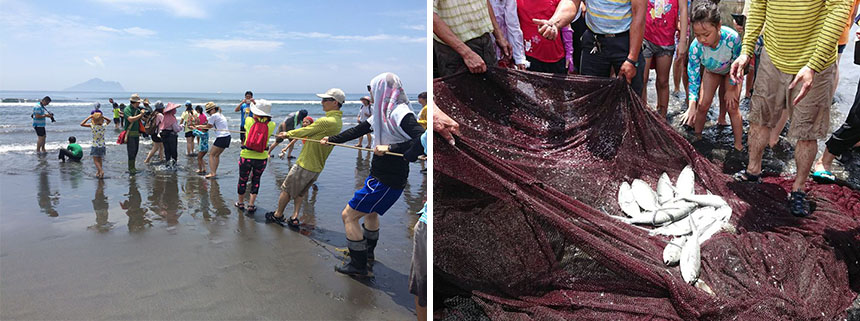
[234, 101, 243, 112]
[127, 110, 144, 122]
[503, 0, 528, 68]
[433, 12, 487, 73]
[534, 0, 578, 40]
[80, 115, 92, 127]
[628, 0, 646, 63]
[328, 121, 372, 144]
[687, 43, 703, 104]
[33, 107, 47, 119]
[488, 0, 512, 59]
[282, 119, 325, 139]
[807, 0, 852, 72]
[105, 117, 111, 125]
[741, 0, 766, 56]
[389, 114, 425, 153]
[677, 0, 689, 56]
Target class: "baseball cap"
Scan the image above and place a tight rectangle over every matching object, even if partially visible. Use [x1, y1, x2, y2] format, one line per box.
[316, 88, 346, 104]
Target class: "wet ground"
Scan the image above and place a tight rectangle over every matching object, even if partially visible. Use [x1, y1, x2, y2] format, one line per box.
[0, 143, 426, 320]
[643, 34, 860, 189]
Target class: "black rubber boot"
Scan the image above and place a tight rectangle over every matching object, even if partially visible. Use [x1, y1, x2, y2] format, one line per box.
[363, 224, 379, 262]
[335, 239, 369, 277]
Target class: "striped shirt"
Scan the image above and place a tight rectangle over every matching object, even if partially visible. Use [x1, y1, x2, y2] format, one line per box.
[742, 0, 853, 74]
[584, 0, 633, 35]
[433, 0, 495, 43]
[285, 110, 343, 173]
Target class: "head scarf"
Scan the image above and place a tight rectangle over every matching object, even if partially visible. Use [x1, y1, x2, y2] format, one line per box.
[160, 102, 180, 131]
[368, 72, 414, 147]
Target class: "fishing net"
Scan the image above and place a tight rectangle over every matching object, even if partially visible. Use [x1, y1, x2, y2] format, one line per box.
[433, 68, 860, 320]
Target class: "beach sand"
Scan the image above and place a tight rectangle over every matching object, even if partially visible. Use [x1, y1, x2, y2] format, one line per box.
[0, 142, 426, 320]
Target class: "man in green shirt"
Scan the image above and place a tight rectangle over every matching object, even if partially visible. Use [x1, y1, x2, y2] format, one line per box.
[124, 94, 146, 174]
[58, 136, 83, 162]
[265, 88, 344, 228]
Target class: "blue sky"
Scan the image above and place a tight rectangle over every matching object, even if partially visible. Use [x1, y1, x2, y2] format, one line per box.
[0, 0, 427, 93]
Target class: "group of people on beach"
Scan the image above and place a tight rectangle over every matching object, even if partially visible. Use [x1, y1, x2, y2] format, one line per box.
[31, 72, 431, 319]
[434, 0, 860, 217]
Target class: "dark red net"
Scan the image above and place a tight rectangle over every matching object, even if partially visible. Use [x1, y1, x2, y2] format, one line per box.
[433, 68, 860, 320]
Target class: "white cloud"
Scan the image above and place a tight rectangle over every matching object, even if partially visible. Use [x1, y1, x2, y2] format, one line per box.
[401, 24, 426, 31]
[123, 27, 156, 37]
[96, 25, 121, 33]
[84, 56, 105, 67]
[92, 0, 208, 18]
[190, 39, 283, 52]
[282, 31, 425, 43]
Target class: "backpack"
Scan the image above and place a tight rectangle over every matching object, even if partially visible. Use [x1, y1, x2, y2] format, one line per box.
[144, 113, 159, 135]
[244, 117, 270, 153]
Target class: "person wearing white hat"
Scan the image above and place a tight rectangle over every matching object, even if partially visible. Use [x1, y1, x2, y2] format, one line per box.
[234, 99, 276, 213]
[355, 96, 373, 148]
[195, 102, 230, 179]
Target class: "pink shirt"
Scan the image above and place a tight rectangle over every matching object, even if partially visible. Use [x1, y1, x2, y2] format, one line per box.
[198, 113, 208, 125]
[644, 0, 679, 47]
[517, 0, 564, 63]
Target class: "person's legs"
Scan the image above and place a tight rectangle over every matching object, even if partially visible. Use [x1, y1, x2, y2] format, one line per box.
[695, 71, 721, 138]
[247, 159, 267, 208]
[769, 110, 790, 147]
[284, 139, 297, 158]
[206, 146, 224, 178]
[197, 152, 206, 172]
[363, 213, 380, 261]
[336, 205, 370, 276]
[722, 75, 744, 151]
[364, 133, 373, 148]
[145, 141, 161, 163]
[166, 132, 178, 163]
[94, 156, 103, 177]
[272, 189, 293, 218]
[747, 124, 771, 175]
[356, 134, 364, 147]
[654, 54, 673, 117]
[786, 60, 835, 197]
[59, 148, 72, 162]
[37, 135, 46, 153]
[186, 133, 194, 156]
[291, 194, 304, 220]
[127, 136, 140, 172]
[793, 140, 817, 191]
[237, 157, 252, 205]
[641, 56, 653, 101]
[818, 78, 860, 172]
[717, 78, 729, 126]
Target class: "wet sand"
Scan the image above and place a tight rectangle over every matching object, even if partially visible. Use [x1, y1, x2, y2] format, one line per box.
[0, 144, 426, 320]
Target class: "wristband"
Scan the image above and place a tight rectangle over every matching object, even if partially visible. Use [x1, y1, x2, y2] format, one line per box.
[625, 58, 639, 67]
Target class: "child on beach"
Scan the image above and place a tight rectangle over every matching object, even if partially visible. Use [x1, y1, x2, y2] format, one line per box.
[685, 1, 744, 152]
[278, 116, 314, 159]
[192, 126, 209, 174]
[58, 136, 83, 162]
[80, 112, 111, 178]
[642, 0, 688, 118]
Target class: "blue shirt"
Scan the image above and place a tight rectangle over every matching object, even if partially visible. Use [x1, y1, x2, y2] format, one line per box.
[32, 103, 47, 127]
[585, 0, 632, 35]
[239, 103, 253, 128]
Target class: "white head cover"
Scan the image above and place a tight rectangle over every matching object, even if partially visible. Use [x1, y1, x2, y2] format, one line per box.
[368, 72, 414, 147]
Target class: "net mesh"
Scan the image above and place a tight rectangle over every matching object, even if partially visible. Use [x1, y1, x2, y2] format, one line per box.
[433, 68, 860, 320]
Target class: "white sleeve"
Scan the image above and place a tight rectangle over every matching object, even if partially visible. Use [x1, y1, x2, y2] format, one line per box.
[504, 0, 528, 65]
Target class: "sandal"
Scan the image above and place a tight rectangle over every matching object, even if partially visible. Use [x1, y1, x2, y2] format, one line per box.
[234, 202, 245, 210]
[246, 205, 257, 213]
[811, 170, 837, 184]
[788, 191, 810, 217]
[287, 217, 300, 228]
[732, 169, 761, 183]
[265, 211, 286, 225]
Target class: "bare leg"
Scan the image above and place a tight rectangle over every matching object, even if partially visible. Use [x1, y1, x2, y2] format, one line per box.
[206, 146, 224, 178]
[197, 152, 206, 172]
[793, 140, 818, 191]
[284, 139, 298, 158]
[37, 136, 46, 153]
[342, 206, 368, 240]
[747, 123, 772, 175]
[769, 109, 790, 147]
[273, 190, 292, 218]
[673, 52, 684, 93]
[365, 133, 373, 148]
[655, 55, 672, 118]
[363, 212, 380, 231]
[186, 136, 194, 155]
[717, 78, 728, 126]
[290, 194, 305, 220]
[94, 156, 104, 177]
[722, 76, 744, 151]
[695, 71, 721, 138]
[642, 56, 653, 103]
[237, 193, 245, 206]
[248, 193, 258, 207]
[145, 142, 161, 163]
[416, 297, 427, 321]
[814, 148, 838, 173]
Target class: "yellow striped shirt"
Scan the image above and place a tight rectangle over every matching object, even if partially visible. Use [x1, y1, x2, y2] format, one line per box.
[742, 0, 852, 74]
[433, 0, 495, 43]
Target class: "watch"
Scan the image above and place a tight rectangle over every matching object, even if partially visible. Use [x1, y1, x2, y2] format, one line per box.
[625, 58, 639, 67]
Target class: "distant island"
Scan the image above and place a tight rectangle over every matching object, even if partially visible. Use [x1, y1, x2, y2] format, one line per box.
[65, 78, 125, 92]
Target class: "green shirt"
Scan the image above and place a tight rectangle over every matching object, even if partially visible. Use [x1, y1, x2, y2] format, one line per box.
[113, 108, 121, 119]
[286, 110, 343, 173]
[67, 143, 83, 158]
[123, 105, 141, 137]
[239, 116, 277, 160]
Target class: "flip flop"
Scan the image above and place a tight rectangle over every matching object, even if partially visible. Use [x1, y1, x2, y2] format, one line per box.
[811, 170, 837, 184]
[246, 205, 257, 213]
[234, 202, 245, 210]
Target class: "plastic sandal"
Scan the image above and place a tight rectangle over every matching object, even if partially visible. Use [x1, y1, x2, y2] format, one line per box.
[246, 205, 257, 213]
[265, 211, 285, 225]
[811, 170, 836, 184]
[287, 217, 300, 228]
[788, 191, 809, 217]
[732, 169, 761, 183]
[234, 202, 245, 210]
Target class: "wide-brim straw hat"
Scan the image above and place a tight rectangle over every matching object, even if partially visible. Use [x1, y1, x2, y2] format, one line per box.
[129, 93, 142, 103]
[249, 99, 272, 117]
[204, 101, 219, 112]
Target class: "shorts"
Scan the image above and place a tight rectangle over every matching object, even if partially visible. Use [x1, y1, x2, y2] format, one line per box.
[281, 164, 320, 198]
[838, 44, 847, 54]
[408, 220, 427, 307]
[90, 146, 106, 157]
[748, 47, 835, 140]
[642, 39, 676, 58]
[34, 126, 46, 137]
[213, 136, 231, 149]
[184, 131, 194, 138]
[347, 176, 403, 215]
[113, 118, 120, 124]
[151, 132, 162, 143]
[433, 33, 497, 78]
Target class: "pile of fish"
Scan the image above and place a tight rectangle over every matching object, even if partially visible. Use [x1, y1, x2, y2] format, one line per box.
[615, 166, 732, 286]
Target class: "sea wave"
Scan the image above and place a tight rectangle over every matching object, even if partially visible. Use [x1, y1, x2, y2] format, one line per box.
[0, 102, 99, 107]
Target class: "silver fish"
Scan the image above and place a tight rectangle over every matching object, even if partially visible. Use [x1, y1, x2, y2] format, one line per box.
[617, 182, 642, 218]
[676, 165, 695, 197]
[657, 173, 675, 205]
[649, 215, 692, 236]
[681, 194, 728, 208]
[652, 201, 698, 226]
[663, 236, 688, 266]
[631, 179, 659, 212]
[680, 216, 701, 284]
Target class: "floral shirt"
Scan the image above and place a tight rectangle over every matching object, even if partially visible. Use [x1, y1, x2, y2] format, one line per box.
[91, 123, 106, 148]
[687, 26, 741, 102]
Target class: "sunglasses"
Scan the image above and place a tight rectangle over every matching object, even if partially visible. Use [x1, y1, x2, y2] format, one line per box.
[321, 97, 336, 102]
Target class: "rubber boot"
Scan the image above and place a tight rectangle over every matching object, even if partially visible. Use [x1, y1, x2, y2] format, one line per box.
[128, 161, 137, 175]
[363, 224, 379, 262]
[335, 238, 369, 277]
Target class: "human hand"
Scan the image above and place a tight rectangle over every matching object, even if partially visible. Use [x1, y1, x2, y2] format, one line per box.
[319, 136, 330, 145]
[730, 54, 750, 84]
[496, 37, 512, 61]
[533, 19, 558, 40]
[373, 144, 390, 156]
[461, 49, 487, 73]
[618, 61, 636, 83]
[682, 100, 697, 125]
[789, 66, 815, 106]
[516, 64, 526, 70]
[276, 132, 287, 139]
[433, 104, 460, 146]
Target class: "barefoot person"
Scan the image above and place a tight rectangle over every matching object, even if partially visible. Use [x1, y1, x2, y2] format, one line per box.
[197, 102, 231, 179]
[235, 100, 276, 213]
[322, 73, 424, 277]
[192, 125, 209, 174]
[641, 0, 687, 118]
[144, 102, 164, 164]
[265, 89, 343, 227]
[80, 112, 111, 178]
[181, 101, 197, 156]
[685, 1, 744, 152]
[731, 0, 852, 217]
[355, 96, 372, 147]
[267, 109, 308, 159]
[32, 96, 54, 154]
